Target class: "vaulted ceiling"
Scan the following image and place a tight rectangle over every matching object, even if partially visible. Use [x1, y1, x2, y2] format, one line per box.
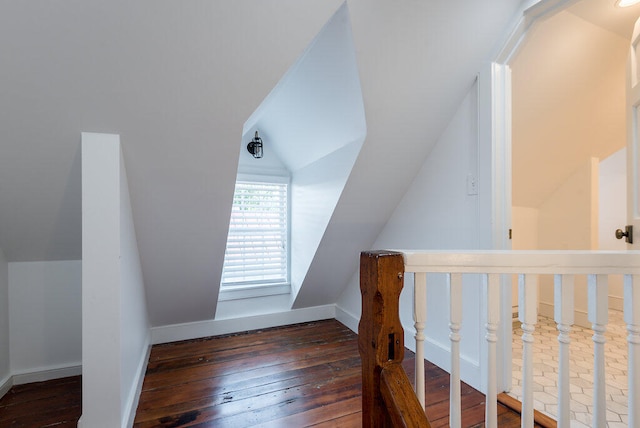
[512, 0, 640, 209]
[0, 0, 523, 326]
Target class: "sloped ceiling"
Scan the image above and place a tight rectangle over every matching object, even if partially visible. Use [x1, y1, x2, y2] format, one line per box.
[569, 0, 640, 39]
[512, 1, 638, 209]
[0, 0, 523, 326]
[243, 3, 365, 174]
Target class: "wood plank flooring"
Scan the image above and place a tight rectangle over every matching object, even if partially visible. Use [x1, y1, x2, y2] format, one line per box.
[0, 375, 81, 427]
[134, 319, 531, 427]
[0, 319, 536, 427]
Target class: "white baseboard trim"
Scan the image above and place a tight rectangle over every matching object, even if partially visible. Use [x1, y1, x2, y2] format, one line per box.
[124, 337, 151, 428]
[335, 305, 359, 333]
[539, 301, 590, 328]
[334, 306, 483, 391]
[538, 301, 553, 320]
[609, 295, 623, 311]
[151, 304, 336, 345]
[574, 310, 589, 329]
[0, 374, 12, 400]
[12, 363, 82, 386]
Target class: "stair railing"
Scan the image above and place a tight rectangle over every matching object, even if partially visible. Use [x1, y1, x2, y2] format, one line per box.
[401, 249, 640, 428]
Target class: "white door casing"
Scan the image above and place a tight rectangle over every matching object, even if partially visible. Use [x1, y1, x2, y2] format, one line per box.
[483, 0, 590, 391]
[478, 61, 513, 394]
[627, 17, 640, 246]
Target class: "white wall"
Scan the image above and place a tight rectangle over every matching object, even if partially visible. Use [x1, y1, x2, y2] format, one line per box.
[0, 246, 9, 395]
[337, 82, 489, 390]
[8, 261, 82, 382]
[511, 10, 627, 209]
[81, 133, 121, 427]
[512, 207, 539, 250]
[511, 206, 539, 311]
[242, 3, 365, 174]
[291, 140, 362, 301]
[118, 148, 151, 423]
[514, 152, 626, 323]
[80, 132, 150, 428]
[537, 158, 598, 252]
[536, 158, 598, 325]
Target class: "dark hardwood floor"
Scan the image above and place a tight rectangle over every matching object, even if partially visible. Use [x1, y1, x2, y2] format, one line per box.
[134, 319, 529, 427]
[0, 375, 81, 427]
[0, 319, 535, 427]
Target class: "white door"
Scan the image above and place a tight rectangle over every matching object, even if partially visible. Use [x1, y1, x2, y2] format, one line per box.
[626, 18, 640, 246]
[600, 149, 627, 252]
[600, 149, 627, 312]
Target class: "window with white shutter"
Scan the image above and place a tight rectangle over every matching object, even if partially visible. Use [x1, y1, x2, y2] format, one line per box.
[221, 178, 288, 288]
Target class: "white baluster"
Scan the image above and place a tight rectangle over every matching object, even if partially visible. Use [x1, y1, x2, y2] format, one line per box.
[519, 273, 538, 428]
[625, 274, 640, 427]
[414, 272, 427, 409]
[554, 274, 574, 428]
[588, 274, 608, 428]
[485, 273, 500, 428]
[449, 273, 462, 428]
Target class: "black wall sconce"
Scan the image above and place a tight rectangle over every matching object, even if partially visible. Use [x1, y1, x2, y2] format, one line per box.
[247, 131, 263, 159]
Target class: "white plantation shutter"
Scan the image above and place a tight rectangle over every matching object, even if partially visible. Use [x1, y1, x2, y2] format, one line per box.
[221, 180, 288, 286]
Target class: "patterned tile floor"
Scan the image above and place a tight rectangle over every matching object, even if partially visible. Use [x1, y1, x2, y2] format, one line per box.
[509, 310, 628, 428]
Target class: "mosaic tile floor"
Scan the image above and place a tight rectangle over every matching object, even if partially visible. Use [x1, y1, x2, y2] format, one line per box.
[509, 310, 628, 428]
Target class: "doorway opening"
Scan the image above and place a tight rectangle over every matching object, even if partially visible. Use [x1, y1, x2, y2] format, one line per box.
[511, 1, 630, 320]
[506, 0, 639, 424]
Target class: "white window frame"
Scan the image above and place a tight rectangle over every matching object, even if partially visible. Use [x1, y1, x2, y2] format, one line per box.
[219, 173, 291, 301]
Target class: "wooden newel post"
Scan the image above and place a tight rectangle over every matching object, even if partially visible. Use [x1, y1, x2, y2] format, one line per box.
[359, 251, 406, 427]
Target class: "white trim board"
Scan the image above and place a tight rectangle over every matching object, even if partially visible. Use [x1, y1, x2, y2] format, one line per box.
[493, 0, 578, 64]
[0, 364, 82, 402]
[335, 304, 359, 334]
[335, 303, 482, 392]
[11, 363, 82, 386]
[151, 305, 336, 345]
[538, 301, 592, 329]
[124, 341, 151, 428]
[0, 374, 12, 400]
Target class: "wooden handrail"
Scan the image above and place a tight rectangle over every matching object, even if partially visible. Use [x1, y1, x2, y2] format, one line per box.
[381, 364, 431, 427]
[359, 251, 431, 428]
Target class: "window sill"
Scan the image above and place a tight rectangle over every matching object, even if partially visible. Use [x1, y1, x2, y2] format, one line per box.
[218, 283, 291, 302]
